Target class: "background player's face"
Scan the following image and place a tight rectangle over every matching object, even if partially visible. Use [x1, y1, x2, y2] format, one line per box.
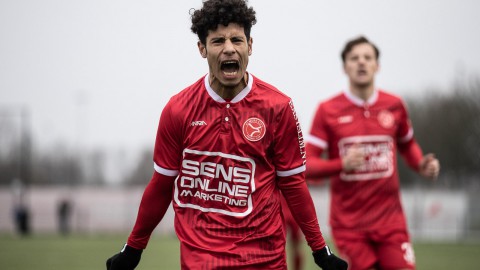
[198, 23, 252, 91]
[343, 43, 379, 89]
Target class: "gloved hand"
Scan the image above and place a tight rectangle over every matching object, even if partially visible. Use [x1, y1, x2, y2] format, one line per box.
[106, 244, 143, 270]
[313, 245, 348, 270]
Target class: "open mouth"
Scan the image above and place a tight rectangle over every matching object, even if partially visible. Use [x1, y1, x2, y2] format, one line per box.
[221, 60, 240, 76]
[357, 70, 367, 76]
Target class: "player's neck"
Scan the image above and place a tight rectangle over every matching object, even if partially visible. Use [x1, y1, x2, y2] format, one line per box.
[349, 84, 375, 101]
[209, 74, 248, 100]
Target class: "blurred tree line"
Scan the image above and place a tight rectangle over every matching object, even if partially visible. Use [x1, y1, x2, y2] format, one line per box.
[0, 77, 479, 188]
[0, 135, 105, 186]
[398, 77, 480, 188]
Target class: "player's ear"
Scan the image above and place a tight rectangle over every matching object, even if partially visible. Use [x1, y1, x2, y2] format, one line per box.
[198, 41, 207, 58]
[248, 37, 253, 56]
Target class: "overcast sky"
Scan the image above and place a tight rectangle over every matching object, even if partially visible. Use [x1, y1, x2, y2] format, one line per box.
[1, 0, 480, 158]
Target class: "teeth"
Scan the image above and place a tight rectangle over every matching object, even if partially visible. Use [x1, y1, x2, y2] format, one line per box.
[223, 71, 237, 76]
[223, 61, 238, 64]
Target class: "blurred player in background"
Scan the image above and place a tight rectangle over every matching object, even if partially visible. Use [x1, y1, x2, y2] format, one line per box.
[306, 36, 440, 270]
[106, 1, 347, 269]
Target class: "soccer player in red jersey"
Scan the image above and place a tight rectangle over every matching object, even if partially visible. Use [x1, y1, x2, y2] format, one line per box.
[306, 36, 440, 270]
[106, 1, 347, 269]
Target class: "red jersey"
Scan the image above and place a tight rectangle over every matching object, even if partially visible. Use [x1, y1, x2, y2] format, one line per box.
[153, 73, 316, 269]
[308, 90, 417, 230]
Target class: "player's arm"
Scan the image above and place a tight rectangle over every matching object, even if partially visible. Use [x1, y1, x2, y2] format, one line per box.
[306, 143, 341, 181]
[107, 101, 181, 270]
[106, 172, 175, 270]
[306, 143, 365, 181]
[277, 173, 347, 270]
[274, 100, 347, 269]
[398, 138, 440, 180]
[396, 101, 440, 180]
[277, 172, 324, 250]
[127, 172, 175, 249]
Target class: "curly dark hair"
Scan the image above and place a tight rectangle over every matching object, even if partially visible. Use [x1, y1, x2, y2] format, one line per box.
[190, 0, 257, 45]
[341, 36, 380, 63]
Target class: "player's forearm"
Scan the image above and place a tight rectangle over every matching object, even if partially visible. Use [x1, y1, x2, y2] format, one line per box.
[127, 172, 174, 249]
[278, 173, 326, 251]
[306, 157, 343, 179]
[398, 139, 423, 172]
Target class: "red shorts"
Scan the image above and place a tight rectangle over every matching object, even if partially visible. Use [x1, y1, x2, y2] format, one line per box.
[332, 226, 415, 270]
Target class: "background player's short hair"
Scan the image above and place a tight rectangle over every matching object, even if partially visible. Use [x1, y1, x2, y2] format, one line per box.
[190, 0, 257, 45]
[341, 36, 380, 63]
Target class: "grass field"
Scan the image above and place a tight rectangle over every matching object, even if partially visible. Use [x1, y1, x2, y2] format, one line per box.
[0, 234, 479, 269]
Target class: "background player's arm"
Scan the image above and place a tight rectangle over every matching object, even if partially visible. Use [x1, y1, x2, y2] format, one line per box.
[418, 153, 440, 179]
[306, 144, 365, 181]
[396, 101, 440, 180]
[398, 139, 440, 180]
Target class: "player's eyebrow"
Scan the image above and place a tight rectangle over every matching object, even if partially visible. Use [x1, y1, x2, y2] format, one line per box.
[210, 37, 226, 43]
[210, 35, 246, 43]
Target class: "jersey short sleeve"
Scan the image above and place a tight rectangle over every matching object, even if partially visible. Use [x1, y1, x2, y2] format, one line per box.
[396, 100, 414, 144]
[153, 100, 183, 176]
[308, 103, 329, 150]
[273, 100, 306, 176]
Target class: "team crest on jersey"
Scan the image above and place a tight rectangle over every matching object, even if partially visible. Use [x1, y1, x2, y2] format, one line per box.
[378, 110, 395, 129]
[242, 117, 266, 142]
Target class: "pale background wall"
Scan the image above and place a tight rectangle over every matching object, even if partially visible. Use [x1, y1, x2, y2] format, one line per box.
[0, 186, 470, 241]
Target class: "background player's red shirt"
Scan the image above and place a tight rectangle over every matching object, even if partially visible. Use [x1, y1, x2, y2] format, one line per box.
[308, 90, 420, 231]
[153, 73, 318, 269]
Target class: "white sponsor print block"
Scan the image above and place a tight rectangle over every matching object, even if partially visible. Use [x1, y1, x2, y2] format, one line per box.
[339, 135, 394, 181]
[174, 149, 256, 217]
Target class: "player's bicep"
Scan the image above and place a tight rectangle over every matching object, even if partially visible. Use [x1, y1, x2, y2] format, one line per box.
[273, 100, 306, 174]
[306, 142, 324, 158]
[397, 101, 414, 144]
[153, 102, 183, 173]
[309, 103, 329, 146]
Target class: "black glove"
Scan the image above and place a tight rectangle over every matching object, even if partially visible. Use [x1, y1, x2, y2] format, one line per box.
[106, 244, 143, 270]
[313, 245, 348, 270]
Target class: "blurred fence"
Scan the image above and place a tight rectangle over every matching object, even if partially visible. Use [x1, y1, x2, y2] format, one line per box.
[0, 186, 175, 236]
[0, 186, 478, 241]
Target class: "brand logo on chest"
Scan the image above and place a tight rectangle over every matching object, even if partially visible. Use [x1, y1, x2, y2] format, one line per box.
[338, 115, 353, 124]
[242, 117, 266, 142]
[191, 120, 207, 126]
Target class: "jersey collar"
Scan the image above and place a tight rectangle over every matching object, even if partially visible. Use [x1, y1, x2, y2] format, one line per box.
[204, 72, 253, 103]
[344, 88, 379, 107]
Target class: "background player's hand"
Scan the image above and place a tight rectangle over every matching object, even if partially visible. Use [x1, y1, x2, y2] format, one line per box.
[419, 153, 440, 180]
[342, 144, 364, 172]
[106, 244, 142, 270]
[313, 246, 348, 270]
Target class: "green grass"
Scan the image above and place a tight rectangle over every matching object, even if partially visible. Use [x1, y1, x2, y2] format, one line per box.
[0, 234, 180, 270]
[0, 234, 479, 269]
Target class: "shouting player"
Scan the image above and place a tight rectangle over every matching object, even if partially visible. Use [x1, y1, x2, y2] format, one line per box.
[306, 36, 440, 270]
[106, 1, 347, 269]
